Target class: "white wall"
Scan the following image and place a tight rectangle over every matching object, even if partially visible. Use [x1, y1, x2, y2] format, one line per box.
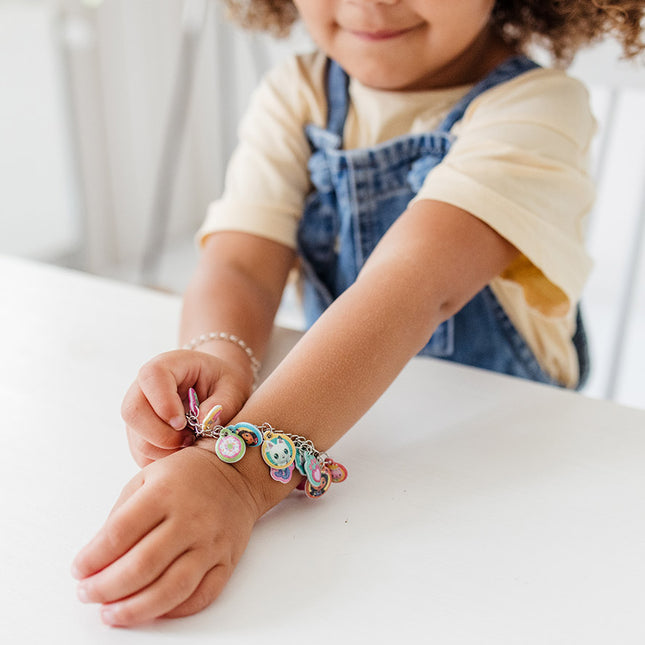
[51, 0, 311, 274]
[0, 0, 80, 260]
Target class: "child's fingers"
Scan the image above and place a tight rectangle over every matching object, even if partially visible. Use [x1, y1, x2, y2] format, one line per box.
[73, 487, 163, 579]
[121, 382, 189, 451]
[126, 427, 188, 466]
[163, 561, 233, 618]
[196, 386, 247, 429]
[99, 550, 216, 627]
[136, 358, 188, 430]
[76, 520, 182, 605]
[72, 473, 144, 579]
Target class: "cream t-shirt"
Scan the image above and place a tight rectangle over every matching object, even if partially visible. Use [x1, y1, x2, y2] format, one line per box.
[199, 51, 596, 387]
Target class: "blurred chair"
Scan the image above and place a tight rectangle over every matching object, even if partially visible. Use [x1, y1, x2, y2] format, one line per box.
[140, 0, 209, 284]
[568, 44, 645, 400]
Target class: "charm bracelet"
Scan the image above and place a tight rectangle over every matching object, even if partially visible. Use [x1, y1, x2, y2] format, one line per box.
[184, 388, 347, 499]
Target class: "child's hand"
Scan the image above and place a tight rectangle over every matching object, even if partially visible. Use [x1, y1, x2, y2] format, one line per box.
[122, 350, 253, 466]
[72, 444, 261, 627]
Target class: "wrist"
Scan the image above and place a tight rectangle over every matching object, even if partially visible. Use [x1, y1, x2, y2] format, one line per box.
[186, 341, 256, 394]
[182, 332, 261, 386]
[192, 438, 298, 517]
[185, 389, 347, 512]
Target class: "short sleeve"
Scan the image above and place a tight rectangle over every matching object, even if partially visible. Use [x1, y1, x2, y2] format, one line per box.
[197, 54, 327, 249]
[413, 69, 596, 315]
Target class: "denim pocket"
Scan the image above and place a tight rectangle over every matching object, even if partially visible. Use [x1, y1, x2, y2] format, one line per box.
[298, 192, 337, 266]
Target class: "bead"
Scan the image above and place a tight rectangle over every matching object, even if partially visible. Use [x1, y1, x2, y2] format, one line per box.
[182, 332, 262, 383]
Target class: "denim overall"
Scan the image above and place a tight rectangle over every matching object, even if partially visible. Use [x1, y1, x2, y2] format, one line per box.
[297, 56, 589, 388]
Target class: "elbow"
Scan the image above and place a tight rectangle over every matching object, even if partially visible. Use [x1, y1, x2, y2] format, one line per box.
[414, 295, 461, 350]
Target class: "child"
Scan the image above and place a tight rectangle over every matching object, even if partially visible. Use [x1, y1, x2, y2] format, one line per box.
[72, 0, 644, 627]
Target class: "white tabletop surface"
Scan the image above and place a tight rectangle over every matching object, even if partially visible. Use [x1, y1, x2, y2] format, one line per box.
[1, 255, 644, 643]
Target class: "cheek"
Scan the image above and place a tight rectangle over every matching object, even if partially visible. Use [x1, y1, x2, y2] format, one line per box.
[425, 0, 495, 34]
[293, 1, 324, 31]
[292, 1, 338, 47]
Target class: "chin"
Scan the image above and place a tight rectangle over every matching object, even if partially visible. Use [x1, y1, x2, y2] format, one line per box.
[348, 66, 413, 91]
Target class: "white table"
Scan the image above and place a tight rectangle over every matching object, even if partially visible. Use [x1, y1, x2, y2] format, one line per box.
[1, 255, 644, 643]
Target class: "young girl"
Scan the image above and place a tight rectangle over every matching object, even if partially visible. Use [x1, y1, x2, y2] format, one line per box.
[72, 0, 644, 627]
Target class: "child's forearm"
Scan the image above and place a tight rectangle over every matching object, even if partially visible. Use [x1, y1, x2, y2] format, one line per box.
[222, 200, 518, 514]
[120, 232, 296, 467]
[224, 261, 440, 513]
[180, 233, 296, 381]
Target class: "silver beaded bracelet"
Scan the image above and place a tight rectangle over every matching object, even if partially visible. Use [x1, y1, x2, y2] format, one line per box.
[182, 331, 261, 382]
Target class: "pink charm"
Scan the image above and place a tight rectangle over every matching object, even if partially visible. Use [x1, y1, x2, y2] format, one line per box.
[304, 454, 323, 489]
[270, 462, 295, 484]
[188, 388, 200, 417]
[326, 460, 348, 483]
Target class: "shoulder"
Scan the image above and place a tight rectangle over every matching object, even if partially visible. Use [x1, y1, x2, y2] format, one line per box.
[262, 49, 327, 88]
[252, 50, 327, 127]
[462, 68, 595, 148]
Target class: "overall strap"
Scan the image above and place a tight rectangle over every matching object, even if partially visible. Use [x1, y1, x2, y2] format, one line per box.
[322, 55, 540, 139]
[438, 55, 541, 133]
[324, 59, 351, 139]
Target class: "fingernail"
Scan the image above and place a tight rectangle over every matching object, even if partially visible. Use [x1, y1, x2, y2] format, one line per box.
[170, 415, 186, 431]
[77, 585, 90, 603]
[71, 562, 82, 579]
[182, 434, 195, 448]
[101, 606, 117, 625]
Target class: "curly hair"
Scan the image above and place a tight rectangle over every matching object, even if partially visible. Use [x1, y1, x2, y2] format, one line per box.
[221, 0, 645, 65]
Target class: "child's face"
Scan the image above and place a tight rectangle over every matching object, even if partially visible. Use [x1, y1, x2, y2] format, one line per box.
[293, 0, 507, 91]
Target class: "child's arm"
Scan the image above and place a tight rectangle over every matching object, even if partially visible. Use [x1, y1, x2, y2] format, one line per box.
[230, 198, 519, 481]
[123, 233, 296, 466]
[74, 199, 518, 626]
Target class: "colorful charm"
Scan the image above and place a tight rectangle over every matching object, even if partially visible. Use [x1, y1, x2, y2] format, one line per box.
[230, 422, 263, 447]
[183, 406, 346, 500]
[203, 403, 223, 433]
[294, 448, 307, 476]
[270, 463, 295, 484]
[326, 460, 348, 483]
[188, 387, 200, 417]
[261, 432, 295, 469]
[304, 453, 323, 489]
[304, 466, 332, 499]
[215, 429, 246, 464]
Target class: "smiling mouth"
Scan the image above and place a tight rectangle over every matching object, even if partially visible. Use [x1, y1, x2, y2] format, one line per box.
[348, 25, 418, 41]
